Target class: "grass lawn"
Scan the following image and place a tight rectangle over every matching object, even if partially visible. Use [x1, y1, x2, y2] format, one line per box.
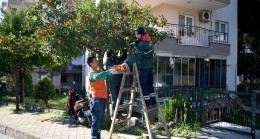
[2, 93, 68, 110]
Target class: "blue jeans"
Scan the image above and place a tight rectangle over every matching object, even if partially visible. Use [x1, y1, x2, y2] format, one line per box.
[139, 68, 157, 106]
[109, 86, 123, 117]
[90, 98, 106, 139]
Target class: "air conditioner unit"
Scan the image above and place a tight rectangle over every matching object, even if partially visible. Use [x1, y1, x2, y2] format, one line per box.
[200, 11, 211, 22]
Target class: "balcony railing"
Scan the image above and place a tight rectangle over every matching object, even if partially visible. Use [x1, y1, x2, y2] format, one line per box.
[157, 23, 229, 46]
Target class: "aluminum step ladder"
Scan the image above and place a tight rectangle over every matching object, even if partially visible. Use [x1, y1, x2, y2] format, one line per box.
[108, 49, 170, 139]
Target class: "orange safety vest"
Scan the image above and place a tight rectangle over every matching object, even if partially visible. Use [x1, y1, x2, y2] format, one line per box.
[88, 69, 107, 99]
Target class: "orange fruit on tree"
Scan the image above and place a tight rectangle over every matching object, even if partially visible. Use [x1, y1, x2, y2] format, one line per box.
[58, 39, 62, 44]
[85, 18, 89, 22]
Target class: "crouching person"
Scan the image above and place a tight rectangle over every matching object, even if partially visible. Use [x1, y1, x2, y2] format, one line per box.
[87, 56, 117, 139]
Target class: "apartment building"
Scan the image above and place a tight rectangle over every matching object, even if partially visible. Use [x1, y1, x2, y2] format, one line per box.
[3, 0, 238, 91]
[120, 0, 237, 91]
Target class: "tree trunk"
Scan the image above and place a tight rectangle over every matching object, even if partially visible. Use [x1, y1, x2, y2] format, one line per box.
[50, 73, 54, 82]
[15, 72, 20, 110]
[19, 72, 24, 103]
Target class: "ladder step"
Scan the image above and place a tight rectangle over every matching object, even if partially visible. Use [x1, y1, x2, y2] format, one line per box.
[146, 106, 159, 112]
[124, 72, 135, 75]
[118, 103, 133, 109]
[114, 118, 130, 124]
[121, 87, 134, 92]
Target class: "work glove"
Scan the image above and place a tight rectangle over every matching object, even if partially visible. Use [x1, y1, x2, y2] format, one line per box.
[120, 63, 129, 71]
[129, 42, 136, 46]
[108, 68, 118, 74]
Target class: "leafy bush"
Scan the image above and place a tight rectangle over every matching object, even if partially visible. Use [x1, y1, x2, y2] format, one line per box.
[6, 74, 16, 95]
[171, 123, 201, 137]
[34, 76, 56, 100]
[55, 88, 60, 94]
[161, 96, 188, 123]
[24, 73, 33, 96]
[6, 73, 33, 96]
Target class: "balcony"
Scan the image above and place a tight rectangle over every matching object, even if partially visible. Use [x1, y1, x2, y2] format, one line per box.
[8, 0, 33, 9]
[158, 23, 229, 47]
[125, 0, 230, 11]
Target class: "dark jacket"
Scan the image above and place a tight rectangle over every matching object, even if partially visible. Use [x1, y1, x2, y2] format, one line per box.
[105, 58, 123, 87]
[125, 34, 154, 69]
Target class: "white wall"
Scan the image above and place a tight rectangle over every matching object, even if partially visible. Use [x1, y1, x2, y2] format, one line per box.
[151, 2, 237, 91]
[212, 0, 238, 91]
[151, 4, 213, 30]
[31, 71, 61, 92]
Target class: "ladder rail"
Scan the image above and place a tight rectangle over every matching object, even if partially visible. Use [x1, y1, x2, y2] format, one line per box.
[108, 47, 171, 139]
[108, 73, 127, 138]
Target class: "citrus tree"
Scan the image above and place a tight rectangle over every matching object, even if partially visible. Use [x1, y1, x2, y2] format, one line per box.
[74, 0, 169, 68]
[28, 0, 170, 69]
[25, 0, 170, 117]
[0, 8, 55, 109]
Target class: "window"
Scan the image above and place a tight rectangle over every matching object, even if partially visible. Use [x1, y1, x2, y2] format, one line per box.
[179, 15, 194, 36]
[61, 75, 67, 83]
[156, 57, 174, 87]
[215, 21, 228, 42]
[74, 74, 82, 83]
[195, 58, 227, 89]
[154, 56, 227, 89]
[215, 21, 228, 33]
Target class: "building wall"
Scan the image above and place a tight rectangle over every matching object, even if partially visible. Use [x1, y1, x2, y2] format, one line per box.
[151, 4, 211, 29]
[31, 71, 61, 92]
[151, 2, 237, 91]
[211, 0, 238, 91]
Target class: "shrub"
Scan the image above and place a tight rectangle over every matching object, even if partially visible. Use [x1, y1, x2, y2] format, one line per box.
[6, 73, 33, 96]
[24, 73, 33, 96]
[55, 88, 60, 94]
[34, 76, 56, 100]
[161, 96, 188, 123]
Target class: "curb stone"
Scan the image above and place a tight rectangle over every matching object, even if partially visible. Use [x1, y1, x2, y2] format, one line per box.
[0, 124, 43, 139]
[0, 124, 6, 134]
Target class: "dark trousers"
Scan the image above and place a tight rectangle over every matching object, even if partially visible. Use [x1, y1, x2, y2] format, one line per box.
[138, 68, 157, 106]
[90, 98, 106, 139]
[109, 86, 123, 117]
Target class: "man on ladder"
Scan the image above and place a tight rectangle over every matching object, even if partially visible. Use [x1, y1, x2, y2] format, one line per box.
[109, 26, 170, 139]
[121, 26, 157, 108]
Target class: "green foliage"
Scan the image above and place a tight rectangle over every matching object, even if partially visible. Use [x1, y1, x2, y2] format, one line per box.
[24, 73, 33, 96]
[161, 96, 189, 123]
[34, 76, 56, 100]
[6, 74, 15, 95]
[171, 123, 195, 137]
[5, 72, 33, 96]
[27, 0, 171, 69]
[102, 120, 112, 130]
[123, 128, 142, 136]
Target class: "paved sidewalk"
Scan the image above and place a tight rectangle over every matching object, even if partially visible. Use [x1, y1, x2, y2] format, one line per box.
[0, 108, 110, 139]
[0, 107, 254, 139]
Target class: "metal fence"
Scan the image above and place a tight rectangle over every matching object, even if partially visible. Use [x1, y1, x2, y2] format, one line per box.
[199, 89, 259, 138]
[157, 23, 229, 46]
[122, 85, 260, 139]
